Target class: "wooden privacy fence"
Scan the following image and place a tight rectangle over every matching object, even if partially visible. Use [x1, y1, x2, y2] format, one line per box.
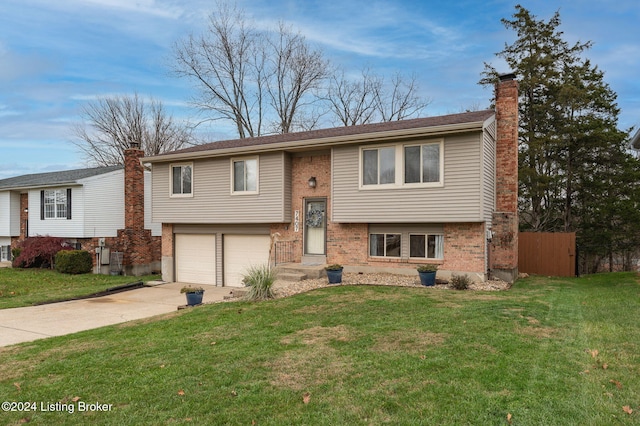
[518, 232, 576, 277]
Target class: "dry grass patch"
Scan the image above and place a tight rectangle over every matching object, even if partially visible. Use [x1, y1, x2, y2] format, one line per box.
[271, 325, 355, 390]
[373, 329, 448, 354]
[516, 325, 560, 339]
[280, 325, 354, 346]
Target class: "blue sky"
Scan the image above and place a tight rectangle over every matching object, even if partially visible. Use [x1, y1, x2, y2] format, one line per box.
[0, 0, 638, 179]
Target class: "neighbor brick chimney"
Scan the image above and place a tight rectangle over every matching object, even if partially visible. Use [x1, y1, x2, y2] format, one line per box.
[124, 143, 145, 230]
[490, 73, 519, 283]
[114, 142, 154, 275]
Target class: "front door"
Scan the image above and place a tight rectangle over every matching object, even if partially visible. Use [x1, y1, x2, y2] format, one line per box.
[304, 199, 326, 255]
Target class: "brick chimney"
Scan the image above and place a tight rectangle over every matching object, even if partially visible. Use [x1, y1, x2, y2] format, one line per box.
[115, 143, 155, 275]
[490, 73, 519, 283]
[124, 144, 145, 230]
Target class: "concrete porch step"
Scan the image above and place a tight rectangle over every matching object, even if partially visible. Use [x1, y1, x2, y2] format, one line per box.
[277, 272, 308, 282]
[277, 264, 327, 279]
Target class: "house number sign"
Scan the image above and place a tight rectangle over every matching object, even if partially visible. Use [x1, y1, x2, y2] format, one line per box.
[294, 210, 300, 232]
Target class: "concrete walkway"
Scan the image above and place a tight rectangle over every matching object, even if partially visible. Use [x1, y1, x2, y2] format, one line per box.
[0, 282, 236, 347]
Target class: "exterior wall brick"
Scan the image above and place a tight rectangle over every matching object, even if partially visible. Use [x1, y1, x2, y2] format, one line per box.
[270, 154, 332, 262]
[442, 223, 486, 273]
[490, 75, 519, 282]
[115, 147, 161, 274]
[162, 223, 174, 257]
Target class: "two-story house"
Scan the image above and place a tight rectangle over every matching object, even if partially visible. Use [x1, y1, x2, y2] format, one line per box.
[0, 146, 161, 274]
[144, 75, 519, 287]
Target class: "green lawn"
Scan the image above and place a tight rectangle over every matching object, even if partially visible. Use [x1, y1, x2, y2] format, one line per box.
[0, 268, 160, 309]
[0, 273, 638, 425]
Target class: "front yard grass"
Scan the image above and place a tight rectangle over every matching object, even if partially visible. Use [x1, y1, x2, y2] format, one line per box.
[0, 268, 160, 309]
[0, 272, 638, 425]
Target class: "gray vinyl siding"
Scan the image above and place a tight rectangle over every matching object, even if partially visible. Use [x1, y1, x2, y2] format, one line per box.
[481, 120, 496, 226]
[332, 133, 485, 223]
[152, 152, 289, 224]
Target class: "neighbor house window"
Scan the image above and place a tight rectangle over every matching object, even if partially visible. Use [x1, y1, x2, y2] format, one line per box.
[232, 158, 258, 193]
[171, 164, 192, 196]
[43, 189, 68, 219]
[410, 234, 443, 259]
[362, 147, 395, 185]
[404, 143, 440, 184]
[369, 233, 401, 257]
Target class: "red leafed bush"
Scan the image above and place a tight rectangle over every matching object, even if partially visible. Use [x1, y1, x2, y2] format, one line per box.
[12, 236, 74, 269]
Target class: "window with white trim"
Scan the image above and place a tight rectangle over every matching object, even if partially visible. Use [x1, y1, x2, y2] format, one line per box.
[44, 189, 67, 219]
[362, 147, 395, 185]
[232, 158, 258, 193]
[410, 234, 444, 259]
[171, 164, 192, 196]
[369, 233, 401, 257]
[404, 143, 440, 184]
[360, 140, 443, 188]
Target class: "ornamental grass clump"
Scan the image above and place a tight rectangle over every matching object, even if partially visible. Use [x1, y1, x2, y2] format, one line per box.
[242, 263, 276, 300]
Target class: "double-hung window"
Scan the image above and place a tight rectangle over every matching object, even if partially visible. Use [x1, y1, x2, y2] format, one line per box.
[404, 143, 440, 184]
[43, 189, 68, 219]
[232, 158, 258, 193]
[362, 147, 395, 186]
[171, 164, 192, 197]
[369, 233, 401, 257]
[409, 234, 444, 259]
[360, 140, 443, 188]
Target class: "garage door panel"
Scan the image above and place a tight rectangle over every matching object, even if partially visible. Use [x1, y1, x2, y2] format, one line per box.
[224, 235, 270, 287]
[175, 234, 216, 285]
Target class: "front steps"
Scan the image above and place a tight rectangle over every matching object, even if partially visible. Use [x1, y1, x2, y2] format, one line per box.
[276, 263, 327, 281]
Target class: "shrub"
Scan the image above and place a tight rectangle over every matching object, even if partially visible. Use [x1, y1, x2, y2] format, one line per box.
[55, 250, 93, 274]
[180, 286, 204, 294]
[242, 263, 276, 301]
[325, 264, 343, 271]
[450, 273, 471, 290]
[12, 236, 73, 269]
[417, 264, 438, 273]
[11, 248, 21, 262]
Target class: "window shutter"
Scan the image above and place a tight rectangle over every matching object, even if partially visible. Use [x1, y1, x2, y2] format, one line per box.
[40, 190, 45, 220]
[66, 188, 72, 220]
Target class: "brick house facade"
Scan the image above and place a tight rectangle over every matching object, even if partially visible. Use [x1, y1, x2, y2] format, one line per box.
[147, 76, 519, 285]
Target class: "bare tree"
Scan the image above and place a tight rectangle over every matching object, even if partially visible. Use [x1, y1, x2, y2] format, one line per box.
[375, 72, 430, 121]
[326, 69, 430, 126]
[173, 2, 264, 138]
[73, 94, 192, 166]
[266, 22, 329, 133]
[172, 2, 328, 137]
[327, 67, 381, 126]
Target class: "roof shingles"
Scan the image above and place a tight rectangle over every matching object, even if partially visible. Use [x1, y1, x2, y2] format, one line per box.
[163, 110, 495, 157]
[0, 165, 123, 191]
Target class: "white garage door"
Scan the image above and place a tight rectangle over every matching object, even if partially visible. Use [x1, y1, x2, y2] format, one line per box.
[224, 235, 271, 287]
[175, 234, 216, 285]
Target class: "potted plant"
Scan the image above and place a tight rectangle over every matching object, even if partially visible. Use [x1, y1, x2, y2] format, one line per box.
[325, 264, 344, 284]
[417, 264, 438, 286]
[180, 285, 205, 306]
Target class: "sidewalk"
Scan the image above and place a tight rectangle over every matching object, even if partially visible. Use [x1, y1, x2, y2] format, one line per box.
[0, 282, 234, 347]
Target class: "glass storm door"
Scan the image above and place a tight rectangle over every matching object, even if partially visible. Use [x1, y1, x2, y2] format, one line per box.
[304, 199, 326, 255]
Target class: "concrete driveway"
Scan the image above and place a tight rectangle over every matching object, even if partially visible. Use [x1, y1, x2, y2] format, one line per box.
[0, 282, 235, 347]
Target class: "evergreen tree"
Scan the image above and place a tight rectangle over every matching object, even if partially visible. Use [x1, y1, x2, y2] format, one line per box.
[481, 4, 640, 271]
